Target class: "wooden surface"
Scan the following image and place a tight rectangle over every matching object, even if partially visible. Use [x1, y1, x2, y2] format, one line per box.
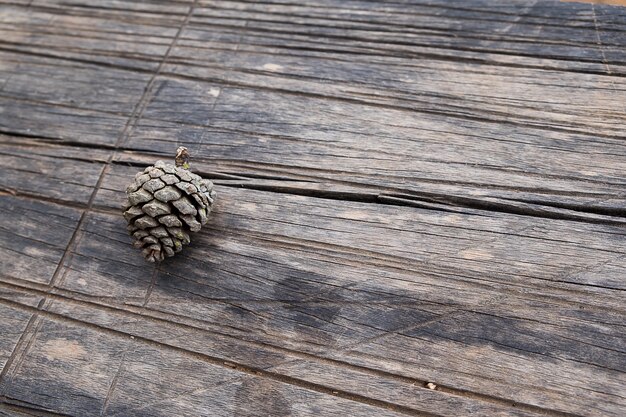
[0, 0, 625, 416]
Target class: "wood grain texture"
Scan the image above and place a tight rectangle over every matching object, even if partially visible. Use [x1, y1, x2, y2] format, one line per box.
[0, 0, 625, 416]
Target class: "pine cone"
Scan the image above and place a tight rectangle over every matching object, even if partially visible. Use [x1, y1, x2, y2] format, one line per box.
[123, 147, 216, 262]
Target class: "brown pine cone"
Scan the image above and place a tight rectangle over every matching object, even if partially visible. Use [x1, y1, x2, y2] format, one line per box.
[123, 147, 216, 262]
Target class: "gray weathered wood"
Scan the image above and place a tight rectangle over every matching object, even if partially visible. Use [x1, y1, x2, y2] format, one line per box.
[0, 0, 625, 416]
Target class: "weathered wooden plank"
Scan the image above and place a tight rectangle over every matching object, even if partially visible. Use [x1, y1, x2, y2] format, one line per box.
[0, 54, 150, 146]
[0, 57, 149, 115]
[0, 196, 82, 285]
[101, 345, 410, 417]
[157, 54, 626, 139]
[338, 312, 626, 416]
[0, 0, 191, 70]
[0, 99, 130, 147]
[186, 0, 626, 68]
[2, 0, 625, 141]
[164, 0, 626, 77]
[0, 139, 107, 204]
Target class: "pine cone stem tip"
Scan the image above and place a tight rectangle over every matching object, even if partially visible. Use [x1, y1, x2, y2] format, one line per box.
[175, 146, 190, 169]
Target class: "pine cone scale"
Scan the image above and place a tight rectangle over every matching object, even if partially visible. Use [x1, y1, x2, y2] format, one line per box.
[128, 189, 153, 205]
[161, 174, 179, 185]
[158, 214, 183, 228]
[154, 186, 182, 202]
[142, 200, 171, 217]
[143, 178, 166, 192]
